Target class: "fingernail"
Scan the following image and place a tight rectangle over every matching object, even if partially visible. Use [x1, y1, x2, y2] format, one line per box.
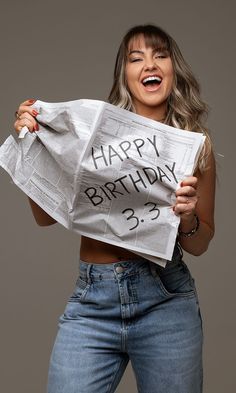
[32, 110, 39, 117]
[34, 123, 39, 131]
[29, 99, 36, 104]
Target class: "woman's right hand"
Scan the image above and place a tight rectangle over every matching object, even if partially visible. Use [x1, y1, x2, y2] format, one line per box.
[14, 99, 39, 134]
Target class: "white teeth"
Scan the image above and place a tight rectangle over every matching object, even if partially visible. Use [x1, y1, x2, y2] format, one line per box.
[143, 76, 162, 84]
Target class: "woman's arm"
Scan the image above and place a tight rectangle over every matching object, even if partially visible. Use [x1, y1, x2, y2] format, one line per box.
[28, 198, 57, 226]
[174, 150, 216, 256]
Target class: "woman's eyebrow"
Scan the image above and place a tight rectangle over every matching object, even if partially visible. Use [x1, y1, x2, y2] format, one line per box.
[128, 50, 144, 55]
[128, 48, 167, 55]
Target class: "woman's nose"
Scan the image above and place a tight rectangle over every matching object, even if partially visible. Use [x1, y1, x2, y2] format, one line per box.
[144, 58, 157, 70]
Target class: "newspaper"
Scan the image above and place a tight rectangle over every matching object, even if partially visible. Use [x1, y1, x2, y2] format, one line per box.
[0, 99, 205, 266]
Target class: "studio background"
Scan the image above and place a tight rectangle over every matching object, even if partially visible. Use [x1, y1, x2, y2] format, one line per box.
[0, 0, 234, 392]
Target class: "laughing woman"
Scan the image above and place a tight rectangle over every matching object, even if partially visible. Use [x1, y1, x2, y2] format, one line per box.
[14, 25, 215, 393]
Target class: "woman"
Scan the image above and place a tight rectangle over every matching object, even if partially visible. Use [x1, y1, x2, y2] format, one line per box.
[14, 25, 215, 393]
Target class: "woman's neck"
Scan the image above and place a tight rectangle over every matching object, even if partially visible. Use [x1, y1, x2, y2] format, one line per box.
[134, 103, 167, 123]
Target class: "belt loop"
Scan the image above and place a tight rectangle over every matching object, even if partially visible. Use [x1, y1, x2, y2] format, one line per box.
[86, 263, 92, 284]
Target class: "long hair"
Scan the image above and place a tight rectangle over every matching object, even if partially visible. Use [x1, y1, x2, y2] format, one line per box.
[108, 24, 212, 172]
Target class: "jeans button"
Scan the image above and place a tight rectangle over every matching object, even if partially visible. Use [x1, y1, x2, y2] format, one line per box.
[115, 266, 124, 273]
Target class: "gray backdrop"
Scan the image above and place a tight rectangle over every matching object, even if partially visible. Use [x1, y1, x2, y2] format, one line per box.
[0, 0, 235, 392]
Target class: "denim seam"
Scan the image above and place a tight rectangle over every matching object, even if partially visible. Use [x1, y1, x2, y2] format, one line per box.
[80, 270, 151, 281]
[150, 266, 196, 298]
[157, 277, 196, 298]
[68, 282, 91, 303]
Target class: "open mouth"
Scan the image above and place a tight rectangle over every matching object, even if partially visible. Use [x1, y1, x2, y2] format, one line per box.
[142, 75, 162, 90]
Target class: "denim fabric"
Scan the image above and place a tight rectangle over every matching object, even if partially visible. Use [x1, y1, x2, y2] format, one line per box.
[47, 246, 203, 393]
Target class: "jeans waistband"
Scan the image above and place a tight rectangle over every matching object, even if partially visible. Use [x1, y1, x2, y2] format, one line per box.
[79, 258, 150, 281]
[79, 243, 182, 282]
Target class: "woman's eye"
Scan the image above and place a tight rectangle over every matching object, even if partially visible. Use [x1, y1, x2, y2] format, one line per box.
[130, 58, 142, 63]
[155, 53, 166, 59]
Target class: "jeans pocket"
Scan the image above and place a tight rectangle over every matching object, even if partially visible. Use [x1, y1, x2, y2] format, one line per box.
[153, 260, 196, 298]
[61, 277, 91, 320]
[68, 276, 90, 302]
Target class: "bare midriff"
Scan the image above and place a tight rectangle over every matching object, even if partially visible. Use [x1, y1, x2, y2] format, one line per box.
[80, 235, 138, 264]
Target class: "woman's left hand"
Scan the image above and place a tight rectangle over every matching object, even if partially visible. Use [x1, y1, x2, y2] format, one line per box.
[173, 152, 215, 254]
[174, 176, 198, 221]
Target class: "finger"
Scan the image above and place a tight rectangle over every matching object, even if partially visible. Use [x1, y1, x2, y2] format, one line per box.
[14, 118, 35, 134]
[20, 99, 37, 106]
[175, 200, 196, 211]
[19, 115, 39, 131]
[17, 111, 37, 124]
[174, 203, 195, 215]
[174, 195, 198, 213]
[176, 185, 197, 197]
[180, 176, 198, 188]
[17, 105, 39, 118]
[17, 112, 39, 131]
[176, 196, 192, 204]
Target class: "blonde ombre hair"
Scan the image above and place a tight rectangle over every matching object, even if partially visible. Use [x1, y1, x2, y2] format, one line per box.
[108, 24, 212, 172]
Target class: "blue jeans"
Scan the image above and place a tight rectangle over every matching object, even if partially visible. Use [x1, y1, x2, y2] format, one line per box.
[47, 246, 203, 393]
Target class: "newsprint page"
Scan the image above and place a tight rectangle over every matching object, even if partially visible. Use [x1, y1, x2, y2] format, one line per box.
[0, 100, 205, 266]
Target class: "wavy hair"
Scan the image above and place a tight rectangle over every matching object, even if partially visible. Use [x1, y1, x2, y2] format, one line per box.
[108, 24, 212, 171]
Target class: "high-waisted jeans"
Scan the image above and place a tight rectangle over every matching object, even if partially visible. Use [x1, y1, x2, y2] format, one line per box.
[47, 246, 203, 393]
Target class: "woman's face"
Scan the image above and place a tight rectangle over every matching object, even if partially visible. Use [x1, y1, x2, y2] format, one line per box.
[125, 35, 174, 120]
